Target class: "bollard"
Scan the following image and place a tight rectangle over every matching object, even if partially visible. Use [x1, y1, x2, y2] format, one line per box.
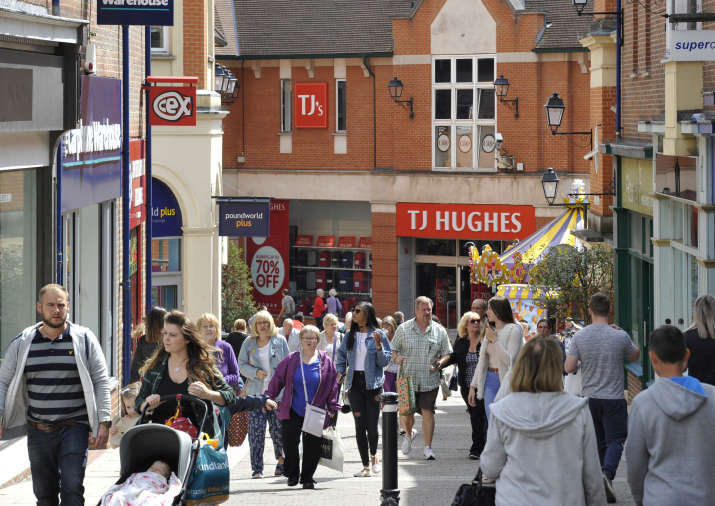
[380, 392, 400, 505]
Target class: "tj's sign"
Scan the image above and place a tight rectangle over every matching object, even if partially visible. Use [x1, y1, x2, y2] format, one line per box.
[396, 203, 535, 240]
[295, 83, 328, 128]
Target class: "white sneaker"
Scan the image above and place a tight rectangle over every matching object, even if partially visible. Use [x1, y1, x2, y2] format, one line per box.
[353, 467, 370, 477]
[424, 446, 436, 460]
[402, 429, 417, 455]
[372, 460, 382, 474]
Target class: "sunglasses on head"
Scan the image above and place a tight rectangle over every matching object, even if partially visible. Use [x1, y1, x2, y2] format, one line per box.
[469, 318, 480, 324]
[353, 308, 362, 314]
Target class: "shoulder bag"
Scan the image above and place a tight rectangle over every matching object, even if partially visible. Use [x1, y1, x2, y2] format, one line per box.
[451, 468, 496, 506]
[300, 357, 327, 437]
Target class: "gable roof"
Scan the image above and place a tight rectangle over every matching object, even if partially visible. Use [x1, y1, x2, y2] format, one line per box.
[526, 0, 593, 51]
[219, 0, 413, 59]
[215, 0, 238, 56]
[214, 5, 227, 47]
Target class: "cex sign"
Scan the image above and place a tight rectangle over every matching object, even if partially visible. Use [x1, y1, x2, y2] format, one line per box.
[396, 203, 536, 240]
[148, 86, 196, 126]
[295, 82, 328, 128]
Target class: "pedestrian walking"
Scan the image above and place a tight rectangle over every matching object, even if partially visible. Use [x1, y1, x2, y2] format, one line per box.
[293, 313, 305, 331]
[448, 311, 486, 460]
[626, 325, 715, 506]
[312, 289, 327, 331]
[137, 310, 275, 439]
[335, 302, 391, 477]
[381, 316, 400, 393]
[480, 335, 606, 505]
[277, 289, 296, 324]
[0, 284, 111, 506]
[537, 318, 566, 373]
[225, 319, 250, 383]
[278, 318, 301, 353]
[326, 289, 343, 316]
[468, 296, 522, 423]
[562, 317, 581, 350]
[471, 299, 488, 325]
[197, 313, 241, 389]
[318, 313, 344, 427]
[391, 296, 453, 461]
[683, 294, 715, 386]
[564, 293, 640, 503]
[237, 311, 289, 478]
[265, 326, 341, 489]
[393, 311, 404, 327]
[248, 306, 268, 333]
[340, 311, 353, 332]
[129, 306, 167, 383]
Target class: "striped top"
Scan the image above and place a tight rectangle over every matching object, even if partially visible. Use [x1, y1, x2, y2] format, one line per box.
[24, 326, 88, 424]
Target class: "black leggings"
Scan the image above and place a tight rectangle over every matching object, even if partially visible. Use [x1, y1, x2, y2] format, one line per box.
[349, 371, 381, 466]
[460, 385, 486, 456]
[281, 408, 322, 484]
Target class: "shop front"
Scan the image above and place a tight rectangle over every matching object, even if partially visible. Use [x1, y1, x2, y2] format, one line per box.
[151, 178, 184, 312]
[129, 140, 146, 326]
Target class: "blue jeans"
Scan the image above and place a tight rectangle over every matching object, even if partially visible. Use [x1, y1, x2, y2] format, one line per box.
[484, 371, 501, 422]
[588, 398, 628, 480]
[248, 407, 283, 473]
[27, 422, 90, 506]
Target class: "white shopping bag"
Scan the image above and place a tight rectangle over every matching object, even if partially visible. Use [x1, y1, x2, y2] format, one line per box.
[564, 363, 583, 396]
[318, 427, 344, 473]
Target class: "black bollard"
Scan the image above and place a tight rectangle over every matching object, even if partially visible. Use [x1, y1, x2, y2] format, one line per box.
[380, 392, 400, 505]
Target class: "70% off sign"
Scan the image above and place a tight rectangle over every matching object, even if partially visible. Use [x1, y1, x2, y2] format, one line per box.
[250, 246, 285, 296]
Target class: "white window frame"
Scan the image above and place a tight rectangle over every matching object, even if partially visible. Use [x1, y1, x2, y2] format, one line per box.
[150, 26, 170, 54]
[432, 55, 497, 172]
[336, 79, 347, 133]
[281, 80, 292, 133]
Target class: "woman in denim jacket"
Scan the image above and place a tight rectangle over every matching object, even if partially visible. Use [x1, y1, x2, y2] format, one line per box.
[335, 302, 392, 477]
[237, 311, 290, 479]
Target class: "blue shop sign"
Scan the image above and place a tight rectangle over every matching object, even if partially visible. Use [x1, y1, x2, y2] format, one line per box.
[218, 202, 270, 237]
[61, 76, 122, 214]
[97, 0, 174, 26]
[152, 178, 183, 237]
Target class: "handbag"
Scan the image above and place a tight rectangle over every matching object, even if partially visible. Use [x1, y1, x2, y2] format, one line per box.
[186, 439, 230, 506]
[318, 426, 345, 473]
[396, 364, 417, 416]
[165, 398, 198, 439]
[449, 367, 459, 391]
[300, 357, 327, 437]
[227, 411, 249, 447]
[451, 469, 496, 506]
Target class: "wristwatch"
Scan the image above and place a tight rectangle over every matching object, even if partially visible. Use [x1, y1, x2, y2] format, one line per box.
[99, 420, 112, 429]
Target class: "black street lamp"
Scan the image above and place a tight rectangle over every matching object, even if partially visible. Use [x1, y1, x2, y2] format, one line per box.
[541, 167, 560, 205]
[494, 75, 519, 119]
[544, 92, 593, 150]
[540, 167, 617, 228]
[214, 63, 228, 94]
[572, 0, 588, 15]
[388, 76, 414, 118]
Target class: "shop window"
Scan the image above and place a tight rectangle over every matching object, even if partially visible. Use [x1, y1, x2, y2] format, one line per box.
[151, 26, 169, 54]
[153, 238, 181, 272]
[281, 80, 292, 132]
[433, 55, 496, 171]
[416, 239, 457, 256]
[336, 79, 346, 132]
[0, 169, 37, 357]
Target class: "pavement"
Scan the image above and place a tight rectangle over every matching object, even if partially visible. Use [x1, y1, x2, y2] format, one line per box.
[0, 384, 637, 505]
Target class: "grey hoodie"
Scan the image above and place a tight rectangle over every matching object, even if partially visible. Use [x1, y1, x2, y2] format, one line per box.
[480, 391, 606, 506]
[626, 378, 715, 506]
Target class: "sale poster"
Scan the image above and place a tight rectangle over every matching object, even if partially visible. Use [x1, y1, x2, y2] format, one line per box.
[247, 200, 289, 314]
[435, 279, 450, 326]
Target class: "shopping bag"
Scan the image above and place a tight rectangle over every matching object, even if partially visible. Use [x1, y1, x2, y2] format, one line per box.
[451, 468, 496, 506]
[564, 363, 583, 396]
[396, 364, 417, 416]
[227, 411, 249, 447]
[318, 427, 344, 473]
[186, 439, 230, 506]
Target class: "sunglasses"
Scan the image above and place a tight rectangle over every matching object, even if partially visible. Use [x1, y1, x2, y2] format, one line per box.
[353, 308, 362, 315]
[469, 319, 480, 324]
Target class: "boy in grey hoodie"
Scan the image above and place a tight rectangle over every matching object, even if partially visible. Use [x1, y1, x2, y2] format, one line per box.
[626, 325, 715, 506]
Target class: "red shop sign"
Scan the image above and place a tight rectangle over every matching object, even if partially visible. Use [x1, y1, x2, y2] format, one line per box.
[317, 236, 335, 248]
[358, 237, 372, 249]
[294, 82, 328, 128]
[129, 139, 146, 229]
[337, 236, 356, 248]
[148, 86, 197, 126]
[296, 235, 313, 246]
[396, 203, 535, 240]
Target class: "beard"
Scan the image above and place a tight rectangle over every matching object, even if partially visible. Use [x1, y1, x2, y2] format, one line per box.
[43, 314, 67, 329]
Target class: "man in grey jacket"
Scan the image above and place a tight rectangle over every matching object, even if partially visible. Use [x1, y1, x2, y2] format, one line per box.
[0, 284, 111, 506]
[626, 325, 715, 506]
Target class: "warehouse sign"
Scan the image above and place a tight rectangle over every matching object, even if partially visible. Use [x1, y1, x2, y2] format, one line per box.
[669, 30, 715, 62]
[218, 202, 271, 237]
[98, 0, 174, 26]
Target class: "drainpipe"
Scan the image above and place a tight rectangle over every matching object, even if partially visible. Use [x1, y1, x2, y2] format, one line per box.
[56, 140, 63, 284]
[362, 55, 376, 169]
[145, 25, 153, 315]
[616, 0, 622, 138]
[122, 25, 132, 386]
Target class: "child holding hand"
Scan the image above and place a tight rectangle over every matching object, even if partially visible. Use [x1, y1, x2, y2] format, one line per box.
[108, 383, 141, 448]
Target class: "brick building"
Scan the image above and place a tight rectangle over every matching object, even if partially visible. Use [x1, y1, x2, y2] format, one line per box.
[215, 0, 597, 324]
[0, 0, 144, 485]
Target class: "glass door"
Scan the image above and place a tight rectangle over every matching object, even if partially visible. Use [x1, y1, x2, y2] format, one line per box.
[415, 264, 457, 330]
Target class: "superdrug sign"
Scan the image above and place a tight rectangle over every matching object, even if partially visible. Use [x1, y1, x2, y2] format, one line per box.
[148, 86, 196, 126]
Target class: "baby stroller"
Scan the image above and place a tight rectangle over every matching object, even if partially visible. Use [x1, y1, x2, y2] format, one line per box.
[100, 394, 211, 506]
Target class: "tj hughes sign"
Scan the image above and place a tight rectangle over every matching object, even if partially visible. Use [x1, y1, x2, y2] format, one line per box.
[396, 203, 535, 240]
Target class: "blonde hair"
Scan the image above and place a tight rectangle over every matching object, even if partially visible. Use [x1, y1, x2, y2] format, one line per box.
[250, 311, 278, 338]
[323, 313, 339, 328]
[458, 312, 481, 338]
[415, 296, 433, 309]
[120, 382, 140, 414]
[299, 325, 321, 342]
[132, 321, 146, 340]
[510, 336, 563, 394]
[382, 315, 397, 334]
[233, 319, 246, 332]
[687, 294, 715, 340]
[196, 313, 221, 333]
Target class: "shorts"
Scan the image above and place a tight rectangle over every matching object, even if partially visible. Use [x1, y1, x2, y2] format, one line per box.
[414, 387, 439, 414]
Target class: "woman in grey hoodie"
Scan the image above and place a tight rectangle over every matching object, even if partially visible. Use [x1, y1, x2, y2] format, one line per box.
[480, 336, 606, 506]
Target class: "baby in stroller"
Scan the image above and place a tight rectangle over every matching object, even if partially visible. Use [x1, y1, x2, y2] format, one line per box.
[100, 460, 182, 506]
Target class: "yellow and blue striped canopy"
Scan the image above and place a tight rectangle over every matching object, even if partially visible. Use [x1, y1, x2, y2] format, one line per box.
[497, 284, 541, 300]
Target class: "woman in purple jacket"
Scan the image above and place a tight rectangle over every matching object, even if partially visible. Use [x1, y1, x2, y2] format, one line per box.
[266, 325, 341, 489]
[197, 313, 240, 388]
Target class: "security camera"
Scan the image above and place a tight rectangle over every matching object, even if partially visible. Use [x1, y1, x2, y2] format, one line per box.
[495, 133, 503, 151]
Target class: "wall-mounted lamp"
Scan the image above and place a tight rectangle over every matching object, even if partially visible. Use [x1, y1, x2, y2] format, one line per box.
[494, 75, 519, 119]
[539, 167, 616, 228]
[544, 92, 593, 150]
[388, 77, 414, 118]
[215, 63, 240, 104]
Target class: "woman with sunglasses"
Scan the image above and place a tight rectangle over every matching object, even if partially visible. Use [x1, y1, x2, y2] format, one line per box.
[336, 302, 392, 477]
[447, 312, 487, 460]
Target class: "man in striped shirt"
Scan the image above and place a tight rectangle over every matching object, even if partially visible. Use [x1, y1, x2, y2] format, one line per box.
[0, 284, 111, 506]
